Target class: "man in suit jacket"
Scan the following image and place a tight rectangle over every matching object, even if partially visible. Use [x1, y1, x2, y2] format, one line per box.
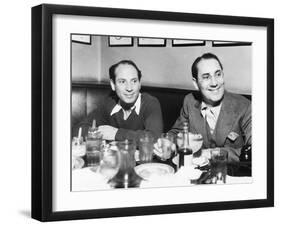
[169, 53, 251, 163]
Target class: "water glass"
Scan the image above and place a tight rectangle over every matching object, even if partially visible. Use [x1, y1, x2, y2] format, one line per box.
[99, 143, 120, 180]
[86, 129, 103, 169]
[72, 136, 86, 157]
[159, 133, 175, 160]
[139, 133, 154, 163]
[210, 148, 228, 184]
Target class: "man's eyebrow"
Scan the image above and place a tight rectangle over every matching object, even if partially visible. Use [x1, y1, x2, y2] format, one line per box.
[201, 72, 210, 76]
[215, 69, 222, 73]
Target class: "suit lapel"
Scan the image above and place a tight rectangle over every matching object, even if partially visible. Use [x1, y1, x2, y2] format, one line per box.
[215, 92, 237, 146]
[189, 97, 209, 144]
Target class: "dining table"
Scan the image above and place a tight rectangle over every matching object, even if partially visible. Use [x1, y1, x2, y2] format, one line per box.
[71, 142, 252, 191]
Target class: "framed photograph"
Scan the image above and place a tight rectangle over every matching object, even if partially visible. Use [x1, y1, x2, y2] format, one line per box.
[212, 40, 252, 47]
[138, 37, 166, 46]
[72, 34, 92, 45]
[172, 39, 206, 46]
[108, 36, 133, 46]
[32, 4, 274, 222]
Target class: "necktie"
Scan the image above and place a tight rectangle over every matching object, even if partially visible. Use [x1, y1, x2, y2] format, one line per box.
[205, 107, 216, 134]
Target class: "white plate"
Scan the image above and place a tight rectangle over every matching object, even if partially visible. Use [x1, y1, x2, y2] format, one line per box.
[135, 163, 174, 181]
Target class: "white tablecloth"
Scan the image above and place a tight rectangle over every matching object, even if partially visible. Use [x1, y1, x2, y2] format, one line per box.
[72, 166, 252, 191]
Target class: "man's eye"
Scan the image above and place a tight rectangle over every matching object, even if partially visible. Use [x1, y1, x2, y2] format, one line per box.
[118, 80, 125, 84]
[216, 72, 222, 77]
[202, 75, 210, 80]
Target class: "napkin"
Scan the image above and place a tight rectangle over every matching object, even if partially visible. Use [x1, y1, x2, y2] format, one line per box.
[175, 166, 202, 180]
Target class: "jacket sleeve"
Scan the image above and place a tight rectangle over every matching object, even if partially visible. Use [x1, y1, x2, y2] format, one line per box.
[168, 96, 190, 135]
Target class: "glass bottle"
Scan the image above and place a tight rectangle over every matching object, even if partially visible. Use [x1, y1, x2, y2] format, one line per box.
[178, 122, 193, 168]
[108, 140, 143, 188]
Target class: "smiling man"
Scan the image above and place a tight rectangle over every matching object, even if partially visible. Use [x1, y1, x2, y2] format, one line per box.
[170, 53, 251, 162]
[76, 60, 163, 141]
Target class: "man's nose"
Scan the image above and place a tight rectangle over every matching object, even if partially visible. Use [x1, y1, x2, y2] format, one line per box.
[125, 82, 133, 91]
[210, 76, 218, 86]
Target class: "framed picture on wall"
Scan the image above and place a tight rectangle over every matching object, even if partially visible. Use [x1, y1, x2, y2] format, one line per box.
[212, 40, 252, 47]
[172, 39, 206, 46]
[32, 4, 274, 222]
[108, 36, 133, 46]
[138, 37, 166, 46]
[71, 34, 91, 45]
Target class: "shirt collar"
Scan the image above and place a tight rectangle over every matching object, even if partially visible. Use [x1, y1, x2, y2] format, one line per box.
[110, 93, 141, 116]
[200, 101, 222, 119]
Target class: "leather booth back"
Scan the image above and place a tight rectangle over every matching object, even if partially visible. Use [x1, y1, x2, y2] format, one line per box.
[72, 83, 251, 133]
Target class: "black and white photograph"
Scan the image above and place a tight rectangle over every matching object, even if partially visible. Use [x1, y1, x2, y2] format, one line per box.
[71, 35, 253, 191]
[30, 3, 274, 222]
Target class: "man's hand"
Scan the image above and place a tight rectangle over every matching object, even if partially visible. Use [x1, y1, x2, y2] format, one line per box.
[201, 149, 211, 159]
[153, 138, 176, 160]
[98, 125, 118, 141]
[201, 148, 221, 160]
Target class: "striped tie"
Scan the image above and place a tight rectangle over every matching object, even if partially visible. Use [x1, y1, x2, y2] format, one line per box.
[205, 107, 216, 134]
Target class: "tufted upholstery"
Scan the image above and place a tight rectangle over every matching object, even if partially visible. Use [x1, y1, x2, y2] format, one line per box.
[72, 82, 251, 133]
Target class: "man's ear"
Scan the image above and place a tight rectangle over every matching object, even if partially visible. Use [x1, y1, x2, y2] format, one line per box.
[192, 78, 199, 90]
[110, 79, 115, 91]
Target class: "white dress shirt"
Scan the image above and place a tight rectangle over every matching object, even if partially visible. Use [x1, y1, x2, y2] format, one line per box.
[201, 102, 222, 134]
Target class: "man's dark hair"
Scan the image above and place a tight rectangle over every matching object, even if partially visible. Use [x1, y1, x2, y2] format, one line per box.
[191, 53, 223, 80]
[109, 60, 142, 83]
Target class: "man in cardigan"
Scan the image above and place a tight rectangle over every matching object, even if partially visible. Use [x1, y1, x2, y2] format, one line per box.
[169, 53, 251, 163]
[76, 60, 163, 141]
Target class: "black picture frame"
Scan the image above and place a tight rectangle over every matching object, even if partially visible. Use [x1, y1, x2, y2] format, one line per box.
[32, 4, 274, 222]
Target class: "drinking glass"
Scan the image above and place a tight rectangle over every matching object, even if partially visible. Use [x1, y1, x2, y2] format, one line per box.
[99, 142, 120, 180]
[138, 133, 154, 163]
[159, 133, 175, 160]
[210, 148, 228, 184]
[72, 137, 86, 157]
[86, 129, 103, 170]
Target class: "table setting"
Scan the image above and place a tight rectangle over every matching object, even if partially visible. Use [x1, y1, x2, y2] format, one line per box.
[71, 126, 252, 191]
